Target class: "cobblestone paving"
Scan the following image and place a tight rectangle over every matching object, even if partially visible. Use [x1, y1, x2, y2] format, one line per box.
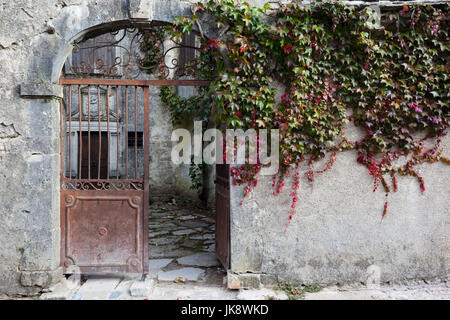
[33, 276, 449, 300]
[146, 198, 226, 289]
[148, 198, 216, 260]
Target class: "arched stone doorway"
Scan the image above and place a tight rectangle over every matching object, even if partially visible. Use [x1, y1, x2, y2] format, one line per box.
[5, 0, 227, 296]
[58, 23, 224, 278]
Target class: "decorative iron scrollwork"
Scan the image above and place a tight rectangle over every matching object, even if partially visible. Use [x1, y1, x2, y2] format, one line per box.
[61, 180, 144, 191]
[65, 27, 202, 79]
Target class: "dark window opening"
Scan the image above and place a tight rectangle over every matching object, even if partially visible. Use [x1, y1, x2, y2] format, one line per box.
[65, 33, 117, 76]
[128, 132, 144, 149]
[179, 33, 197, 69]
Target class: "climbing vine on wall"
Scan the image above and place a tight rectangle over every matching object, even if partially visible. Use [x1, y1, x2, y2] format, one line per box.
[160, 0, 449, 225]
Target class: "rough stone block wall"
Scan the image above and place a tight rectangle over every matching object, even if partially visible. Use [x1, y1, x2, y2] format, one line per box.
[0, 0, 203, 295]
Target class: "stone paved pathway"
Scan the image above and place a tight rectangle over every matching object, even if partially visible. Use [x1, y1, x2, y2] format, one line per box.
[148, 198, 216, 259]
[35, 275, 449, 300]
[146, 198, 223, 286]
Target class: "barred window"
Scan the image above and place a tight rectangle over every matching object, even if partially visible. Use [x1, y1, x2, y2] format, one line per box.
[128, 132, 144, 149]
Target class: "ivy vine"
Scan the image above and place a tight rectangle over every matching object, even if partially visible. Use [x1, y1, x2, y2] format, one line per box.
[160, 0, 449, 225]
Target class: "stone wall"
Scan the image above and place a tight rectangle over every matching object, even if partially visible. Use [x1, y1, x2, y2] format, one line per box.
[0, 0, 203, 296]
[219, 0, 450, 288]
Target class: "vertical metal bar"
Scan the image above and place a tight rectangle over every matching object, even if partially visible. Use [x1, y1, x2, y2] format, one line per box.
[68, 86, 72, 179]
[143, 85, 150, 274]
[143, 86, 149, 182]
[125, 86, 129, 179]
[106, 86, 110, 180]
[59, 97, 63, 179]
[134, 86, 138, 179]
[116, 86, 120, 179]
[78, 85, 82, 180]
[98, 85, 102, 179]
[88, 85, 91, 180]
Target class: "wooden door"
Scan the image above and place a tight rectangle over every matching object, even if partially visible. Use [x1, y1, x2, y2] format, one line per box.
[80, 131, 108, 179]
[215, 164, 230, 269]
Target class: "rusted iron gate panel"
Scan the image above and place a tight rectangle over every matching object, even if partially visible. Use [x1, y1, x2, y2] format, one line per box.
[215, 164, 230, 269]
[59, 78, 209, 275]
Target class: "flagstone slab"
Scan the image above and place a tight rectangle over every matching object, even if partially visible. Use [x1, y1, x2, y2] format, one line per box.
[172, 229, 197, 236]
[149, 230, 170, 237]
[149, 258, 173, 273]
[149, 244, 196, 259]
[74, 276, 122, 300]
[157, 267, 205, 282]
[130, 278, 155, 297]
[190, 233, 215, 240]
[179, 220, 209, 228]
[180, 239, 204, 248]
[150, 236, 181, 246]
[178, 215, 196, 220]
[77, 276, 121, 293]
[177, 253, 220, 267]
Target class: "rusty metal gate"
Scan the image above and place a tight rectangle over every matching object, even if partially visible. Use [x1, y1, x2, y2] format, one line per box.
[60, 78, 150, 274]
[215, 164, 230, 269]
[59, 78, 209, 274]
[58, 27, 216, 275]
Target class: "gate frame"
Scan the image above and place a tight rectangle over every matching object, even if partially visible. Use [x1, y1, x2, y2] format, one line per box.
[59, 78, 210, 275]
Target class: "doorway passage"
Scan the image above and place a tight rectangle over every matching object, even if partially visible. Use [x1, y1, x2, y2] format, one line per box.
[58, 27, 230, 287]
[149, 198, 215, 259]
[146, 197, 225, 282]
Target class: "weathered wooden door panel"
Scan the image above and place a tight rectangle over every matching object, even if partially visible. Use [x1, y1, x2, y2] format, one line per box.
[80, 132, 108, 179]
[215, 164, 230, 269]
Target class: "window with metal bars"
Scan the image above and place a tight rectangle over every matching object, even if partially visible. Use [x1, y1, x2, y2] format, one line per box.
[128, 131, 144, 149]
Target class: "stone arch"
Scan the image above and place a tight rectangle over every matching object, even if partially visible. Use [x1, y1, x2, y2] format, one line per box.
[51, 20, 136, 83]
[23, 0, 194, 85]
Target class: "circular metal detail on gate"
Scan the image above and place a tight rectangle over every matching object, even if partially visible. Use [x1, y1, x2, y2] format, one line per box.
[65, 195, 75, 205]
[132, 196, 141, 205]
[130, 259, 139, 267]
[98, 227, 108, 236]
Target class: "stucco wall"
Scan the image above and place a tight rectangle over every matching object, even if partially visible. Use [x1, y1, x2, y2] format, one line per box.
[230, 125, 449, 285]
[221, 0, 450, 287]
